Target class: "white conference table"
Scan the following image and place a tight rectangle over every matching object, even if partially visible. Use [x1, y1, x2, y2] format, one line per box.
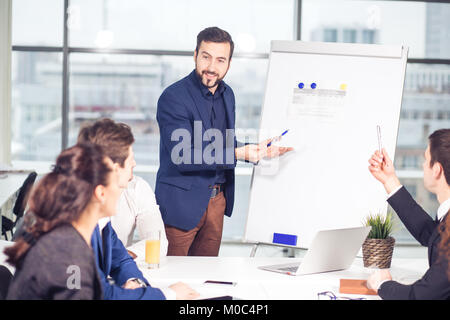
[137, 255, 428, 300]
[0, 239, 428, 300]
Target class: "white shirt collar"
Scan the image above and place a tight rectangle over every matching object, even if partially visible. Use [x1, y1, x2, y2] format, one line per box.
[98, 217, 111, 232]
[437, 197, 450, 222]
[126, 175, 137, 189]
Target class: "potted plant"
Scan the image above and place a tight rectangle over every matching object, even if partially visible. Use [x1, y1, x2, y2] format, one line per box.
[362, 211, 396, 268]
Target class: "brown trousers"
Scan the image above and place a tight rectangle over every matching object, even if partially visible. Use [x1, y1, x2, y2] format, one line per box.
[165, 191, 226, 256]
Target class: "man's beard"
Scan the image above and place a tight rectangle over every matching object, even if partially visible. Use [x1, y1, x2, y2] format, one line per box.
[195, 68, 226, 89]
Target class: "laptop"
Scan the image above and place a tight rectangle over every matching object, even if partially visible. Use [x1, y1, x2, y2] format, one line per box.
[259, 226, 371, 276]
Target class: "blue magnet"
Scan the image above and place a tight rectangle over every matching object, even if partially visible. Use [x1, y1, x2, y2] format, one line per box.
[311, 83, 317, 89]
[298, 82, 304, 89]
[273, 233, 298, 246]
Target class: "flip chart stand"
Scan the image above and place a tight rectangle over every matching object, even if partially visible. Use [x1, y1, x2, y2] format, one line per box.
[250, 243, 259, 257]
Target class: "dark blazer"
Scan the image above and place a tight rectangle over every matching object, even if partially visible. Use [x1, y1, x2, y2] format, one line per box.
[7, 224, 102, 300]
[379, 186, 450, 300]
[155, 70, 238, 231]
[91, 222, 165, 300]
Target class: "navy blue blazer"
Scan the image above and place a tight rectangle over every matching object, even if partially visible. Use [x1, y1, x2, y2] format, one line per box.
[155, 70, 239, 231]
[91, 222, 165, 300]
[379, 187, 450, 300]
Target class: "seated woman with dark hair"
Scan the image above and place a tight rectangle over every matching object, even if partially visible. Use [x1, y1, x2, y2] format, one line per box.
[4, 143, 121, 300]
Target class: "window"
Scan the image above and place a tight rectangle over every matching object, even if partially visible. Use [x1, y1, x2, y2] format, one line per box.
[301, 0, 450, 245]
[323, 29, 338, 42]
[11, 0, 293, 243]
[68, 54, 193, 165]
[343, 29, 357, 43]
[301, 0, 449, 59]
[10, 0, 450, 245]
[11, 51, 62, 161]
[12, 0, 63, 46]
[362, 29, 376, 44]
[68, 0, 294, 53]
[405, 185, 417, 199]
[403, 155, 418, 169]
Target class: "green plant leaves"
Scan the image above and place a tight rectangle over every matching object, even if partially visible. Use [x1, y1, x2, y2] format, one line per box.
[364, 211, 395, 239]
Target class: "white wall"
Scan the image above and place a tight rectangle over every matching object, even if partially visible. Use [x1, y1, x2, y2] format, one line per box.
[0, 0, 12, 165]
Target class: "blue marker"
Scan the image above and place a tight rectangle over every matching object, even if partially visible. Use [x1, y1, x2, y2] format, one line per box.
[298, 82, 304, 89]
[267, 129, 289, 147]
[311, 82, 317, 89]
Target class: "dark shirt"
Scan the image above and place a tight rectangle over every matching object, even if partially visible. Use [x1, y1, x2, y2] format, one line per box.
[7, 224, 103, 300]
[380, 187, 450, 300]
[192, 71, 227, 184]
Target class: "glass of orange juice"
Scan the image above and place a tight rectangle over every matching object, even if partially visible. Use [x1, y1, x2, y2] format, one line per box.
[145, 231, 161, 269]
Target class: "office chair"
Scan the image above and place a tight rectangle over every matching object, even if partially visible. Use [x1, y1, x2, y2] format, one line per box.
[0, 265, 13, 300]
[1, 172, 37, 241]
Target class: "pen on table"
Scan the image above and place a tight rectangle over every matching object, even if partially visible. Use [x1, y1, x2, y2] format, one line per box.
[204, 280, 237, 286]
[377, 125, 383, 160]
[267, 129, 289, 147]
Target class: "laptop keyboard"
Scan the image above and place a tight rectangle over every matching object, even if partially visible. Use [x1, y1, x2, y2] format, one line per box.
[278, 266, 299, 273]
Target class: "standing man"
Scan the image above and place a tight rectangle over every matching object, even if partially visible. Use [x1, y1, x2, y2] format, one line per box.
[367, 128, 450, 299]
[156, 27, 292, 256]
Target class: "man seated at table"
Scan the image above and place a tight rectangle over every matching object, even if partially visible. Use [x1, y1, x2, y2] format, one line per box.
[78, 118, 168, 257]
[366, 128, 450, 299]
[77, 118, 197, 300]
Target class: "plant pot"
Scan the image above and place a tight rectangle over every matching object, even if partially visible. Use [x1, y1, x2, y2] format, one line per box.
[362, 236, 395, 268]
